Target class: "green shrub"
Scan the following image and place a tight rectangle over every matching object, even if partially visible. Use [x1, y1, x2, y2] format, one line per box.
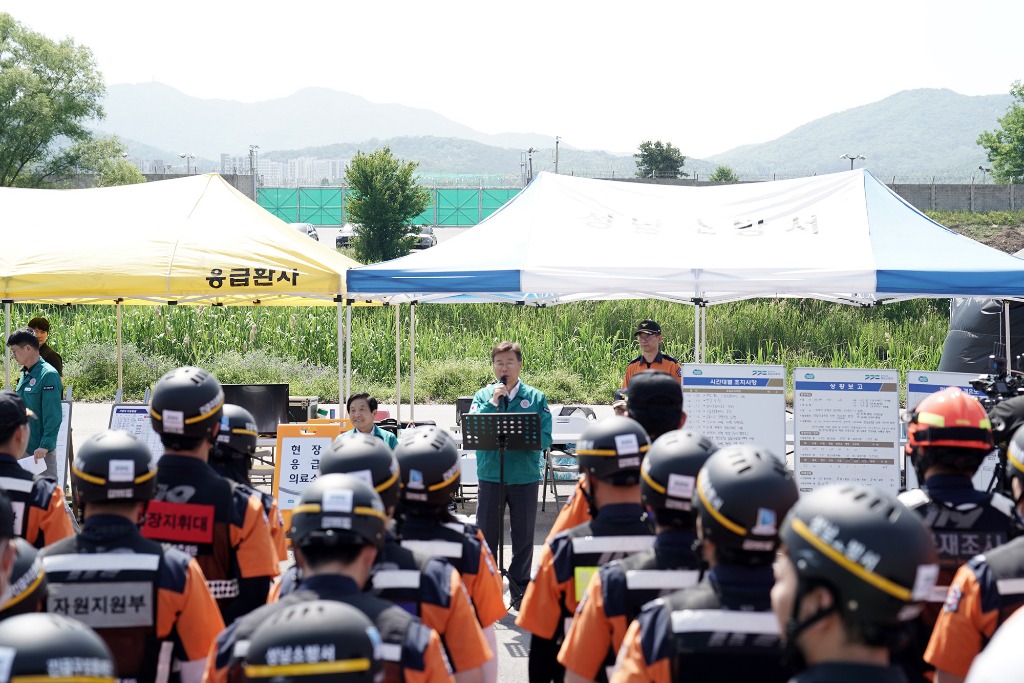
[65, 342, 176, 401]
[415, 357, 493, 402]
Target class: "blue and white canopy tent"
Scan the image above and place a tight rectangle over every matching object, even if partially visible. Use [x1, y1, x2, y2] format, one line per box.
[348, 170, 1024, 408]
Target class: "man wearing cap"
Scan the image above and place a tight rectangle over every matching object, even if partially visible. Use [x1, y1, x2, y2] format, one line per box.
[27, 317, 62, 377]
[622, 321, 681, 389]
[8, 328, 63, 481]
[0, 391, 73, 548]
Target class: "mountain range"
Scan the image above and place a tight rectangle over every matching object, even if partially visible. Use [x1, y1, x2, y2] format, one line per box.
[96, 83, 1012, 182]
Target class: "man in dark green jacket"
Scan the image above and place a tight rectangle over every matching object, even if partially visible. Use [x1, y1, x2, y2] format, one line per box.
[470, 340, 552, 605]
[7, 328, 62, 480]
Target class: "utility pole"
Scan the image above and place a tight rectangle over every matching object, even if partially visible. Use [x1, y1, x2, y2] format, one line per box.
[527, 147, 537, 184]
[554, 136, 560, 174]
[249, 145, 260, 201]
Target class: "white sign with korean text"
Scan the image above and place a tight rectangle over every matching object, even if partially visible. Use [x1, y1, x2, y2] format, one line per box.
[276, 436, 331, 510]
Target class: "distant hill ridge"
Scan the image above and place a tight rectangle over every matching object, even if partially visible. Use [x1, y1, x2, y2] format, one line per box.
[96, 84, 1012, 182]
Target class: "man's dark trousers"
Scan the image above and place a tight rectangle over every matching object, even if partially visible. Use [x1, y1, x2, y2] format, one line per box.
[476, 479, 539, 593]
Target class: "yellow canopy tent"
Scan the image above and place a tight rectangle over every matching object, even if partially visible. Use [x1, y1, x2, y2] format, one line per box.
[0, 174, 362, 396]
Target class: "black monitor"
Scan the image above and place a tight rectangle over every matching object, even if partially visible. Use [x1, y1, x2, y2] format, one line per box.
[221, 384, 291, 436]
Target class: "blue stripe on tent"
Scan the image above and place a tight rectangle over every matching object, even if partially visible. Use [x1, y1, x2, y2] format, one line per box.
[347, 269, 521, 294]
[876, 269, 1024, 296]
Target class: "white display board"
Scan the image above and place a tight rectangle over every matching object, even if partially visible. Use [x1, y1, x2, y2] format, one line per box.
[19, 401, 72, 488]
[272, 423, 343, 512]
[904, 370, 998, 493]
[793, 368, 901, 493]
[681, 364, 787, 457]
[108, 404, 164, 459]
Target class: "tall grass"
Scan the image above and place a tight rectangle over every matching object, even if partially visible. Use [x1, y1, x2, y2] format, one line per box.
[19, 297, 949, 404]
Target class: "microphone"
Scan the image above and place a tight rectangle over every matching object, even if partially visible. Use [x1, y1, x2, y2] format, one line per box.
[499, 375, 508, 410]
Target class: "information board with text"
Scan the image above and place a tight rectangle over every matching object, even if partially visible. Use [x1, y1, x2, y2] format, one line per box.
[682, 364, 787, 457]
[108, 404, 165, 459]
[793, 367, 901, 492]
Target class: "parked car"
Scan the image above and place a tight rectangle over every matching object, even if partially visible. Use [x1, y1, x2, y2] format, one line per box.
[336, 223, 356, 249]
[414, 225, 437, 249]
[290, 222, 319, 241]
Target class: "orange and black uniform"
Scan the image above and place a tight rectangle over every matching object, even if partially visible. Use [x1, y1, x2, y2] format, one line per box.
[0, 452, 73, 548]
[611, 564, 786, 683]
[235, 482, 288, 563]
[516, 502, 654, 683]
[207, 574, 453, 683]
[40, 514, 224, 683]
[898, 476, 1015, 681]
[546, 478, 591, 544]
[924, 534, 1024, 678]
[372, 532, 493, 673]
[399, 516, 507, 629]
[559, 529, 700, 681]
[141, 455, 279, 623]
[622, 353, 681, 389]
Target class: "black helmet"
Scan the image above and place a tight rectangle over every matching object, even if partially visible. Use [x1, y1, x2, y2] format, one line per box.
[214, 404, 259, 456]
[1005, 425, 1024, 493]
[694, 445, 798, 564]
[0, 487, 13, 538]
[641, 429, 717, 524]
[1, 537, 46, 618]
[244, 600, 381, 683]
[325, 433, 401, 510]
[0, 613, 115, 682]
[149, 366, 224, 439]
[779, 483, 938, 632]
[576, 416, 650, 486]
[289, 473, 387, 550]
[72, 430, 157, 505]
[394, 426, 461, 507]
[626, 370, 683, 440]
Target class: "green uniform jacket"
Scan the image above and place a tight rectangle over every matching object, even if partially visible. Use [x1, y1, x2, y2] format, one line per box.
[16, 358, 63, 453]
[470, 381, 552, 485]
[343, 425, 398, 450]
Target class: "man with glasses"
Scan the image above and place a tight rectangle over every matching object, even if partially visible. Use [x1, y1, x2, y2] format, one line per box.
[622, 320, 681, 388]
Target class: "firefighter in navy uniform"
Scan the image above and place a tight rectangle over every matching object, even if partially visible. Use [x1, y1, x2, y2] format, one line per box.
[207, 473, 451, 683]
[0, 487, 16, 597]
[40, 430, 224, 683]
[925, 424, 1024, 681]
[209, 403, 288, 562]
[143, 366, 279, 624]
[242, 600, 382, 683]
[612, 444, 799, 683]
[0, 612, 116, 683]
[773, 484, 939, 683]
[897, 387, 1015, 682]
[560, 429, 715, 683]
[0, 390, 73, 548]
[393, 426, 507, 681]
[323, 433, 493, 683]
[0, 537, 46, 620]
[517, 416, 655, 683]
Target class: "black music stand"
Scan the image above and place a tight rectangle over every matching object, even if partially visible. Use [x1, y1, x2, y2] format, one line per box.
[462, 412, 542, 607]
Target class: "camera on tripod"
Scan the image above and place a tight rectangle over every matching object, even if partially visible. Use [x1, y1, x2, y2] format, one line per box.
[970, 345, 1024, 411]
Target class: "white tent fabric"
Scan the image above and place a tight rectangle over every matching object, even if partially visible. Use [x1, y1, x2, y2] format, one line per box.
[348, 170, 1024, 304]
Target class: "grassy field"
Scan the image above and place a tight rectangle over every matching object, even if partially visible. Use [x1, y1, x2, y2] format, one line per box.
[21, 210, 1023, 405]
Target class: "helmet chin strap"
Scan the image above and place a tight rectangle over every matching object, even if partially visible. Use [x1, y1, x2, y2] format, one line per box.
[582, 477, 599, 519]
[782, 582, 838, 670]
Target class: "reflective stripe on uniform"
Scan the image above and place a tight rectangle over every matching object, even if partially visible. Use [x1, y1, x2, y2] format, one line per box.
[0, 477, 33, 493]
[372, 569, 422, 590]
[43, 553, 161, 573]
[625, 569, 700, 591]
[997, 578, 1024, 595]
[926, 585, 950, 603]
[400, 540, 464, 559]
[379, 643, 402, 662]
[207, 578, 240, 599]
[570, 536, 654, 554]
[671, 609, 780, 635]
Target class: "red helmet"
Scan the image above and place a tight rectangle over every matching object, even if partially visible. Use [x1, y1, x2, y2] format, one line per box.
[905, 387, 993, 454]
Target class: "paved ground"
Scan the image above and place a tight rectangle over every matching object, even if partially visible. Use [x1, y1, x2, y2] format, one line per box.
[71, 401, 608, 682]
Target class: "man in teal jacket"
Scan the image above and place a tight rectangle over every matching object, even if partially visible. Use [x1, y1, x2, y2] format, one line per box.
[470, 340, 552, 607]
[8, 328, 62, 480]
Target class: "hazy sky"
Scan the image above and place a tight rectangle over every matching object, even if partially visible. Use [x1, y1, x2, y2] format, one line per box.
[3, 0, 1021, 158]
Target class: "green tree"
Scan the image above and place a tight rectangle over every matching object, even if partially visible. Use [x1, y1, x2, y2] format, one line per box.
[634, 140, 688, 179]
[70, 135, 146, 187]
[977, 80, 1024, 184]
[708, 166, 739, 183]
[344, 147, 431, 263]
[0, 13, 106, 187]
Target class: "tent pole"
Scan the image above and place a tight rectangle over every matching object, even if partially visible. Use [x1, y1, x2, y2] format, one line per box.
[346, 303, 353, 416]
[701, 303, 707, 362]
[395, 305, 401, 425]
[409, 302, 416, 423]
[117, 300, 123, 399]
[342, 301, 350, 417]
[3, 302, 9, 390]
[693, 305, 701, 363]
[1006, 301, 1013, 372]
